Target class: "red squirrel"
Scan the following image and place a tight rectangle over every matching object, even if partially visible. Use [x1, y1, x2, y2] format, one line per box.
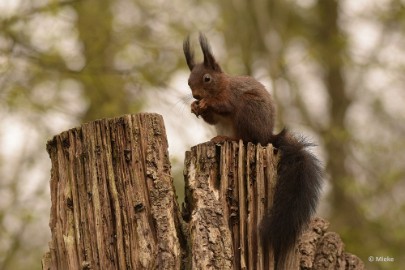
[183, 33, 323, 269]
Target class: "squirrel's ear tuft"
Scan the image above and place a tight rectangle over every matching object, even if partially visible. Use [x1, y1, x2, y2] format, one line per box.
[183, 36, 195, 71]
[199, 33, 222, 72]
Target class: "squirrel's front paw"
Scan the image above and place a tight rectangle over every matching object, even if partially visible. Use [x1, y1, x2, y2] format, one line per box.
[191, 100, 200, 116]
[191, 99, 208, 116]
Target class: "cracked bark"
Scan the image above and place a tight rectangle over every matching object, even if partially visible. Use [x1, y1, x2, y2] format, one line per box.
[42, 113, 182, 270]
[42, 113, 364, 270]
[182, 140, 278, 270]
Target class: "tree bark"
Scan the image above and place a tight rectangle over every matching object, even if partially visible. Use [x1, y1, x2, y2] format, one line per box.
[42, 113, 364, 270]
[42, 113, 183, 270]
[182, 140, 278, 270]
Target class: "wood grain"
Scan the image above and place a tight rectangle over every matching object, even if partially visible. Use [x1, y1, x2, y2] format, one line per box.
[42, 113, 365, 270]
[43, 113, 182, 270]
[182, 140, 278, 269]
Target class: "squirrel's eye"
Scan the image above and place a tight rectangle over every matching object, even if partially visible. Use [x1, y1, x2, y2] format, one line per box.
[203, 74, 212, 83]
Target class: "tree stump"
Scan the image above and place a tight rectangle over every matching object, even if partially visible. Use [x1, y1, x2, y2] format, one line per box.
[42, 113, 365, 270]
[182, 141, 278, 270]
[42, 113, 183, 270]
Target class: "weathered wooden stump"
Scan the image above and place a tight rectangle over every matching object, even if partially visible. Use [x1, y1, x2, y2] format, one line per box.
[42, 113, 365, 270]
[182, 140, 278, 269]
[42, 113, 182, 270]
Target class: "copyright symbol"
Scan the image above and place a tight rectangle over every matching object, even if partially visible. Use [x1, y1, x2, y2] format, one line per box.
[368, 256, 374, 262]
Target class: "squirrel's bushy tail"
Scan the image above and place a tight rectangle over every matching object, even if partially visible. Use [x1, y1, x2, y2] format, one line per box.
[261, 129, 323, 269]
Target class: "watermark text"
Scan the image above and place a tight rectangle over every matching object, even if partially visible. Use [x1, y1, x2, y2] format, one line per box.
[368, 256, 395, 262]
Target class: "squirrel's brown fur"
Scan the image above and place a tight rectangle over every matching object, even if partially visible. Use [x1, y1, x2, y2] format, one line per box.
[184, 33, 323, 269]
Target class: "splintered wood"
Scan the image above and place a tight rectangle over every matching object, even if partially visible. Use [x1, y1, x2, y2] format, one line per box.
[182, 141, 278, 270]
[42, 113, 182, 270]
[42, 113, 365, 270]
[181, 141, 365, 270]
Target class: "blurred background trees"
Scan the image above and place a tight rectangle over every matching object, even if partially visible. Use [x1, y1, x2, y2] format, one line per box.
[0, 0, 404, 269]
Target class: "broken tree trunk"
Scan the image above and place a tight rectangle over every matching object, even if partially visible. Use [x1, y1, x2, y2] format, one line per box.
[182, 140, 278, 269]
[42, 113, 183, 270]
[42, 113, 365, 270]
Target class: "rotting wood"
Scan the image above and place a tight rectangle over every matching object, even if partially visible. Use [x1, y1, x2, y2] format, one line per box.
[42, 113, 365, 270]
[42, 113, 182, 270]
[182, 140, 365, 270]
[182, 141, 279, 270]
